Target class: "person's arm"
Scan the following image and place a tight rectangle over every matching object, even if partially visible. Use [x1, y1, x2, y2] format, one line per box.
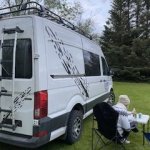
[127, 108, 136, 115]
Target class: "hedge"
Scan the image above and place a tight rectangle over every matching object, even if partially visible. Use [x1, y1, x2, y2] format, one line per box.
[112, 67, 150, 82]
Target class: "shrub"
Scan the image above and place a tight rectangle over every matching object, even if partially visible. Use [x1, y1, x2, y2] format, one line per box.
[112, 67, 150, 82]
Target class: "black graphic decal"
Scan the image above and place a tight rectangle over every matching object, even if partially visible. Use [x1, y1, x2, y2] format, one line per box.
[45, 26, 89, 98]
[14, 87, 31, 111]
[3, 87, 31, 119]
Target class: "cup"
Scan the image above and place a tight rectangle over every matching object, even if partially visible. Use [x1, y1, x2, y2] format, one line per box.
[138, 113, 142, 119]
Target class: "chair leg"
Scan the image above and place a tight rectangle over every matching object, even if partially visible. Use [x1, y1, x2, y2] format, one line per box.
[98, 135, 126, 150]
[92, 128, 106, 150]
[92, 130, 105, 150]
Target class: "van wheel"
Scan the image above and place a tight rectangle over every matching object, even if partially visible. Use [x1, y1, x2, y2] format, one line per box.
[65, 110, 83, 144]
[108, 90, 115, 105]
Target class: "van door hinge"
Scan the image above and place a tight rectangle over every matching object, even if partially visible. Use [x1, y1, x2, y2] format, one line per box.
[34, 54, 40, 59]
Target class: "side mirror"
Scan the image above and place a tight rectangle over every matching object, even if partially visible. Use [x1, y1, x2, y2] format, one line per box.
[109, 69, 114, 76]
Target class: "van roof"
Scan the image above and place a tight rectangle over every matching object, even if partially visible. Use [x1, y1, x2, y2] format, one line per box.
[0, 1, 93, 41]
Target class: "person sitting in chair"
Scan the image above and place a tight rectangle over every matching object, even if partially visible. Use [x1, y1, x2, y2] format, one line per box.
[113, 95, 138, 144]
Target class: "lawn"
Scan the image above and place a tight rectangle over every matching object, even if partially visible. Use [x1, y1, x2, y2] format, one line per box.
[0, 82, 150, 150]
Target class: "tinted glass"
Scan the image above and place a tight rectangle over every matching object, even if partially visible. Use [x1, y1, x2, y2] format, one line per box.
[102, 57, 109, 75]
[83, 50, 100, 76]
[2, 39, 32, 78]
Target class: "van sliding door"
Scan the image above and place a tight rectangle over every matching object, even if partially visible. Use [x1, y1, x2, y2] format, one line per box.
[83, 50, 104, 109]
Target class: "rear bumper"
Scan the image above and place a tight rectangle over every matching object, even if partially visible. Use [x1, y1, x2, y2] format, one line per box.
[0, 132, 49, 148]
[0, 115, 69, 148]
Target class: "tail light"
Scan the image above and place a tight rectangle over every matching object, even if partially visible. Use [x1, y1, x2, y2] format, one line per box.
[33, 131, 48, 137]
[34, 90, 48, 119]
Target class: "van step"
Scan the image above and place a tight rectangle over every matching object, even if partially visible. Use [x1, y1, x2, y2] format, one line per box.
[0, 123, 17, 131]
[0, 92, 12, 97]
[0, 76, 12, 81]
[0, 108, 12, 113]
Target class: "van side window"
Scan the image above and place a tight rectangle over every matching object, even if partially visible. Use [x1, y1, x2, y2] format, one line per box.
[83, 50, 100, 76]
[2, 39, 32, 79]
[101, 57, 109, 76]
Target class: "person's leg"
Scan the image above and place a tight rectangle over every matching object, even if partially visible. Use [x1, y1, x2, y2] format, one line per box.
[130, 121, 139, 132]
[122, 130, 130, 139]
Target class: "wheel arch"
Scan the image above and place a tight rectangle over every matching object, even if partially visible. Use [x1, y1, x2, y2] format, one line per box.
[110, 87, 114, 93]
[108, 88, 115, 105]
[66, 95, 85, 114]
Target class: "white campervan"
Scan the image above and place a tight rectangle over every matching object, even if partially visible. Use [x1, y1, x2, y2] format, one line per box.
[0, 2, 114, 148]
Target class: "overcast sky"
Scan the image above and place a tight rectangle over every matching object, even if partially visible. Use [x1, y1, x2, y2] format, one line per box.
[67, 0, 113, 34]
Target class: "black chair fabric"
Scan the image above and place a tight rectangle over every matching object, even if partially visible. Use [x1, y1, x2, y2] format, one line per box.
[93, 102, 121, 141]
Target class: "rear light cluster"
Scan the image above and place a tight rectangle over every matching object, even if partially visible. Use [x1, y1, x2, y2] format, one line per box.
[33, 131, 48, 137]
[34, 90, 48, 119]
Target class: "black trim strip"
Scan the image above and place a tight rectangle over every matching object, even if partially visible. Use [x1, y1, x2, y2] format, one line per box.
[50, 74, 85, 79]
[33, 113, 69, 135]
[86, 93, 109, 112]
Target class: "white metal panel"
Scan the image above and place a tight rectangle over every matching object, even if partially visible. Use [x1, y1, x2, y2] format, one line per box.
[81, 37, 103, 56]
[33, 16, 48, 91]
[81, 38, 108, 105]
[43, 19, 88, 115]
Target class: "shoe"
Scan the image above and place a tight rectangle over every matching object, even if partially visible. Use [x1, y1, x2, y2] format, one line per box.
[120, 138, 126, 144]
[125, 140, 130, 144]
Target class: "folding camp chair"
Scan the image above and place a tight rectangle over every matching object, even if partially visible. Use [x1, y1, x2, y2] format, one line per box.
[92, 102, 126, 150]
[143, 132, 150, 145]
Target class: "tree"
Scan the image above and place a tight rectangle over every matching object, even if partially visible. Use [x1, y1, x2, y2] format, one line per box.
[76, 18, 94, 35]
[44, 0, 83, 21]
[101, 0, 150, 81]
[100, 0, 134, 67]
[140, 0, 150, 38]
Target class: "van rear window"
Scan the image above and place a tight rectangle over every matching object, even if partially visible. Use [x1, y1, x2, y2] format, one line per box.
[2, 39, 32, 79]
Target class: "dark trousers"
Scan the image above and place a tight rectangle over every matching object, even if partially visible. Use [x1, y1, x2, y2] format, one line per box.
[122, 130, 130, 139]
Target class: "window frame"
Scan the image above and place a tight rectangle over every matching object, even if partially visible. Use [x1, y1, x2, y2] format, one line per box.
[101, 56, 110, 76]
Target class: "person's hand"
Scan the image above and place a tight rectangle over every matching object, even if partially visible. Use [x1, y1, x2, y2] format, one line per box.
[132, 108, 136, 115]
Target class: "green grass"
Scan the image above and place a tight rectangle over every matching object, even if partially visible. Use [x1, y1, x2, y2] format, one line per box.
[0, 82, 150, 150]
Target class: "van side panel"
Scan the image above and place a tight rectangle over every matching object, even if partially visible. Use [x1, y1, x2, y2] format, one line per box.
[43, 20, 86, 116]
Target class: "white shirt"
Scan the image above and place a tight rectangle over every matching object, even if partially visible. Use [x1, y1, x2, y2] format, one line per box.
[113, 103, 131, 136]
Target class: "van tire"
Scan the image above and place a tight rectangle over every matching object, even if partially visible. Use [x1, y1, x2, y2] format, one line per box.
[108, 90, 115, 105]
[65, 110, 83, 144]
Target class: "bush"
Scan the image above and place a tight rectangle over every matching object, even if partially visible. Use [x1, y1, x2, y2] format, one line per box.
[112, 67, 150, 82]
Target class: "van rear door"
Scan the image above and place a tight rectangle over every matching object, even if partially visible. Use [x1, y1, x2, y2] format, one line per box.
[0, 17, 34, 135]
